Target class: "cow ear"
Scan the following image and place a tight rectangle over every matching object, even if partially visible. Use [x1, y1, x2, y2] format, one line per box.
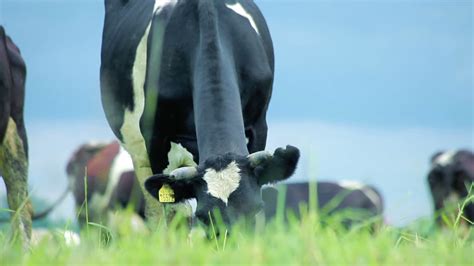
[145, 174, 198, 203]
[250, 145, 300, 186]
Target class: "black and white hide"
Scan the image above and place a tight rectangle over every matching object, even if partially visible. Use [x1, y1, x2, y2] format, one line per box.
[100, 0, 300, 228]
[428, 150, 474, 226]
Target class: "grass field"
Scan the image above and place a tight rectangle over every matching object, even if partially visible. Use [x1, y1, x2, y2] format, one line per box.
[1, 198, 473, 266]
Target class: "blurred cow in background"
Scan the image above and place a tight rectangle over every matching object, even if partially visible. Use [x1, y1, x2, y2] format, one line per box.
[65, 141, 145, 228]
[262, 181, 384, 228]
[428, 150, 474, 226]
[65, 141, 199, 232]
[0, 26, 32, 245]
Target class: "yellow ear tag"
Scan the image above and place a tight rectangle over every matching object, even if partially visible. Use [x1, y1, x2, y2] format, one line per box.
[159, 184, 175, 203]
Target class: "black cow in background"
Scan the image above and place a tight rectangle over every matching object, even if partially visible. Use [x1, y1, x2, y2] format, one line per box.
[0, 26, 31, 244]
[428, 150, 474, 226]
[262, 181, 384, 228]
[100, 0, 299, 228]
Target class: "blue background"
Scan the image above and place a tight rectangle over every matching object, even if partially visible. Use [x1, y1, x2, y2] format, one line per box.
[0, 0, 472, 225]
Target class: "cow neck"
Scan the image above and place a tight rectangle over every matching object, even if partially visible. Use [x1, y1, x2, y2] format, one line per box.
[192, 0, 248, 164]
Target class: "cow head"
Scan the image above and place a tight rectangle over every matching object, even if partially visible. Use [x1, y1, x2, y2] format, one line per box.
[428, 150, 474, 226]
[145, 145, 299, 228]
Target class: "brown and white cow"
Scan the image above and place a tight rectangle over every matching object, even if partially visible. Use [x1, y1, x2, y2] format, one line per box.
[0, 25, 31, 245]
[65, 141, 197, 229]
[65, 141, 145, 227]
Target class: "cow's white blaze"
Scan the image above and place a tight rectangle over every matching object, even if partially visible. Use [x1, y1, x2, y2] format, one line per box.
[338, 180, 382, 212]
[203, 161, 241, 205]
[434, 150, 456, 167]
[226, 2, 260, 35]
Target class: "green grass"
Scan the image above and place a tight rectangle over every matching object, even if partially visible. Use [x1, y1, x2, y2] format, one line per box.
[0, 208, 473, 265]
[1, 184, 473, 265]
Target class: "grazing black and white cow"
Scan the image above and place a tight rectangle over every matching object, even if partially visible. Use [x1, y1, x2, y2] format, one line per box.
[428, 150, 474, 226]
[0, 26, 31, 243]
[100, 0, 299, 227]
[262, 181, 384, 228]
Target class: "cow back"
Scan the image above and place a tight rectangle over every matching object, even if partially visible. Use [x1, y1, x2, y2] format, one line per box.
[262, 182, 384, 223]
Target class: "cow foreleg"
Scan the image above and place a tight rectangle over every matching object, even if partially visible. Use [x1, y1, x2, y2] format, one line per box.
[119, 14, 176, 229]
[119, 120, 166, 229]
[0, 118, 32, 247]
[132, 158, 165, 228]
[126, 144, 190, 229]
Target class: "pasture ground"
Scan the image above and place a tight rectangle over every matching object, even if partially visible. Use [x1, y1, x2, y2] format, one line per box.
[1, 204, 473, 265]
